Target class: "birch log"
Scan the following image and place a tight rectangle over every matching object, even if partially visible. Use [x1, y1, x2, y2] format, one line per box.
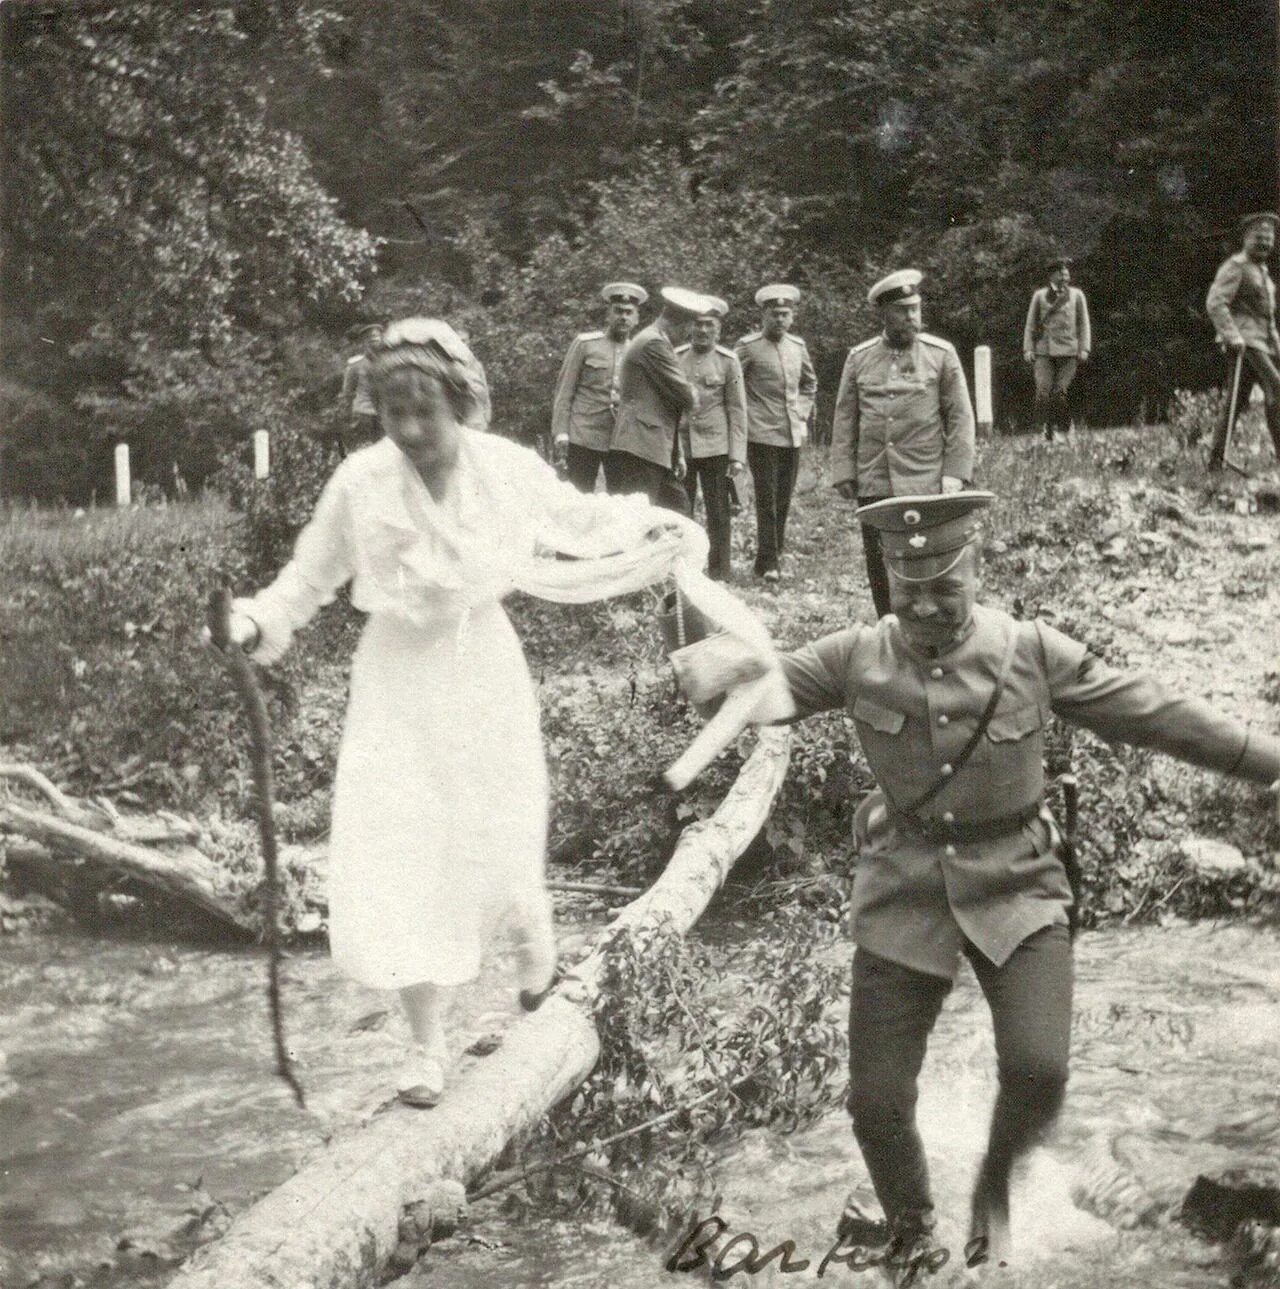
[168, 726, 791, 1289]
[0, 802, 253, 937]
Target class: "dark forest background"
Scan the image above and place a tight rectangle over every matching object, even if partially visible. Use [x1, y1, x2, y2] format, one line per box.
[2, 0, 1276, 502]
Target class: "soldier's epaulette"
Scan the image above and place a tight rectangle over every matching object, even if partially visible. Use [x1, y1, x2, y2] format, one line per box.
[849, 336, 879, 354]
[673, 343, 691, 354]
[735, 331, 763, 346]
[714, 343, 736, 357]
[577, 330, 605, 341]
[781, 332, 809, 346]
[917, 332, 956, 351]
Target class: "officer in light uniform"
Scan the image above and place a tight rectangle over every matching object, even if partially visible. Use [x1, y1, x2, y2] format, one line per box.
[679, 490, 1280, 1282]
[1205, 211, 1280, 469]
[607, 286, 714, 508]
[736, 284, 818, 582]
[551, 282, 648, 491]
[832, 269, 975, 618]
[675, 297, 748, 580]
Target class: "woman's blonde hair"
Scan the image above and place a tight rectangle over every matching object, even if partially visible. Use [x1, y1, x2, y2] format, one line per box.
[369, 318, 491, 429]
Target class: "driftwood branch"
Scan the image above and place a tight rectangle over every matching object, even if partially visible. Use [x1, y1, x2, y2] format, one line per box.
[167, 726, 791, 1289]
[0, 802, 253, 937]
[546, 880, 643, 898]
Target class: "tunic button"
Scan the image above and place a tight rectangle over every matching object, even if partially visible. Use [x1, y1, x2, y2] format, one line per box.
[945, 844, 957, 858]
[937, 714, 949, 727]
[942, 811, 955, 823]
[930, 667, 944, 679]
[940, 763, 953, 776]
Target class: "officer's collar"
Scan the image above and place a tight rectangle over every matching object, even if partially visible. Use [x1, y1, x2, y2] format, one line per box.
[880, 332, 916, 353]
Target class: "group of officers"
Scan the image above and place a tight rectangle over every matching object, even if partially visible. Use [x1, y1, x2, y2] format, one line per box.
[548, 272, 978, 610]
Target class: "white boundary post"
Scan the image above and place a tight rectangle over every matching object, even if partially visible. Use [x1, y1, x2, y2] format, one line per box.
[253, 429, 270, 480]
[974, 345, 993, 436]
[114, 443, 131, 506]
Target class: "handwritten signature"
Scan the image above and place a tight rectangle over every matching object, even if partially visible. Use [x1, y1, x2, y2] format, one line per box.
[666, 1214, 951, 1283]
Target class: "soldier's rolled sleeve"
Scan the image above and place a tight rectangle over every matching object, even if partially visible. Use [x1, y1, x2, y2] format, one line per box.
[830, 352, 860, 488]
[726, 354, 748, 463]
[551, 338, 585, 440]
[1036, 622, 1280, 784]
[780, 627, 865, 719]
[939, 347, 976, 482]
[1206, 259, 1245, 347]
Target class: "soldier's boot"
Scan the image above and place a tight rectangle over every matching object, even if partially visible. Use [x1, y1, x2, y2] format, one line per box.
[834, 1196, 890, 1248]
[880, 1209, 949, 1287]
[965, 1162, 1012, 1270]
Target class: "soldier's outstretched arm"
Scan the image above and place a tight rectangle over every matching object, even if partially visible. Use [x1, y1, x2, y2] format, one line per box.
[1036, 620, 1280, 785]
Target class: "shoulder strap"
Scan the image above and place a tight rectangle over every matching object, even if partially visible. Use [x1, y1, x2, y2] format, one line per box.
[893, 621, 1022, 818]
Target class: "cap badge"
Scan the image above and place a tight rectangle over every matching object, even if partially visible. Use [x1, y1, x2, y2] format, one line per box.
[908, 534, 928, 548]
[903, 509, 921, 525]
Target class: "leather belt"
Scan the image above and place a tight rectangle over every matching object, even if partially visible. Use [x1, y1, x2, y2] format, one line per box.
[889, 800, 1044, 845]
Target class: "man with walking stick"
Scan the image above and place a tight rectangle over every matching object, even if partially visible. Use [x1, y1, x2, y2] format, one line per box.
[1206, 211, 1280, 471]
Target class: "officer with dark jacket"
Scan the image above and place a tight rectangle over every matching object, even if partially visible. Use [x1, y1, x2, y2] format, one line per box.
[678, 491, 1280, 1282]
[606, 286, 714, 508]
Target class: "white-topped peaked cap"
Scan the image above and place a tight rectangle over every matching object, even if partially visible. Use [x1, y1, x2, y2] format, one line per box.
[868, 269, 923, 307]
[602, 281, 649, 305]
[660, 286, 719, 318]
[696, 296, 730, 318]
[755, 283, 801, 307]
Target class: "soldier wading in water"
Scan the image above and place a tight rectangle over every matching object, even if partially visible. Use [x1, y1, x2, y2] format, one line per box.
[678, 491, 1280, 1284]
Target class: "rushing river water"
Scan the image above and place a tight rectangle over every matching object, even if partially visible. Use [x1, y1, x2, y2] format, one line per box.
[2, 921, 1277, 1288]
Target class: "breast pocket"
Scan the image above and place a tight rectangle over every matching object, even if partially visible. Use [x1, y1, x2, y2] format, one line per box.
[580, 356, 613, 391]
[977, 700, 1047, 794]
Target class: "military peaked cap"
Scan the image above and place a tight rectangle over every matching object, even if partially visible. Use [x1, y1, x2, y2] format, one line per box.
[855, 491, 994, 563]
[755, 283, 801, 307]
[868, 269, 923, 307]
[602, 281, 649, 305]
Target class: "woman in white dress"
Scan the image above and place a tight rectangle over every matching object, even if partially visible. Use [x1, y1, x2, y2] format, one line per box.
[220, 318, 693, 1106]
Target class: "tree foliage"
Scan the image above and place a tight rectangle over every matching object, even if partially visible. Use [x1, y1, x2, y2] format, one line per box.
[2, 0, 1276, 500]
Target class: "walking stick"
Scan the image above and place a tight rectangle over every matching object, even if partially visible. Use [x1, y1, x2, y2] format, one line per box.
[1222, 346, 1249, 476]
[207, 588, 307, 1109]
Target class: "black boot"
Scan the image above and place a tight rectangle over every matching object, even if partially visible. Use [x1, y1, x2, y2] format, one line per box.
[966, 1163, 1012, 1270]
[881, 1209, 949, 1286]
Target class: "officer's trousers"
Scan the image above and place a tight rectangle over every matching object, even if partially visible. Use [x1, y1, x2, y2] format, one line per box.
[857, 494, 893, 619]
[683, 454, 732, 581]
[1209, 346, 1280, 469]
[846, 924, 1072, 1231]
[747, 442, 798, 576]
[604, 450, 689, 514]
[565, 442, 609, 493]
[1032, 357, 1078, 440]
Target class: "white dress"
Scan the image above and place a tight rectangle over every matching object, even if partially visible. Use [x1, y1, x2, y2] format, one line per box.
[239, 432, 663, 989]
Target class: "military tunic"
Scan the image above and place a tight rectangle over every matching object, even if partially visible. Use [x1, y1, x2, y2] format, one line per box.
[1206, 252, 1280, 355]
[735, 331, 818, 446]
[551, 331, 626, 452]
[830, 333, 975, 494]
[781, 604, 1280, 980]
[610, 323, 697, 469]
[674, 342, 748, 462]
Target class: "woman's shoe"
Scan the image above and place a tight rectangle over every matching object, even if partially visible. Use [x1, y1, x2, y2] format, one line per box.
[396, 1049, 445, 1108]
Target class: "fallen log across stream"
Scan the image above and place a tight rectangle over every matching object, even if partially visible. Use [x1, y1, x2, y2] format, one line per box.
[166, 725, 791, 1289]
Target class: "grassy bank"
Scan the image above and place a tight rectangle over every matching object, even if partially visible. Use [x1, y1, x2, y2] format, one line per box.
[2, 421, 1278, 936]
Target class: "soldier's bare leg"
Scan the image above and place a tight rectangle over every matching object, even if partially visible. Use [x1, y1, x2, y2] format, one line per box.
[962, 923, 1072, 1267]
